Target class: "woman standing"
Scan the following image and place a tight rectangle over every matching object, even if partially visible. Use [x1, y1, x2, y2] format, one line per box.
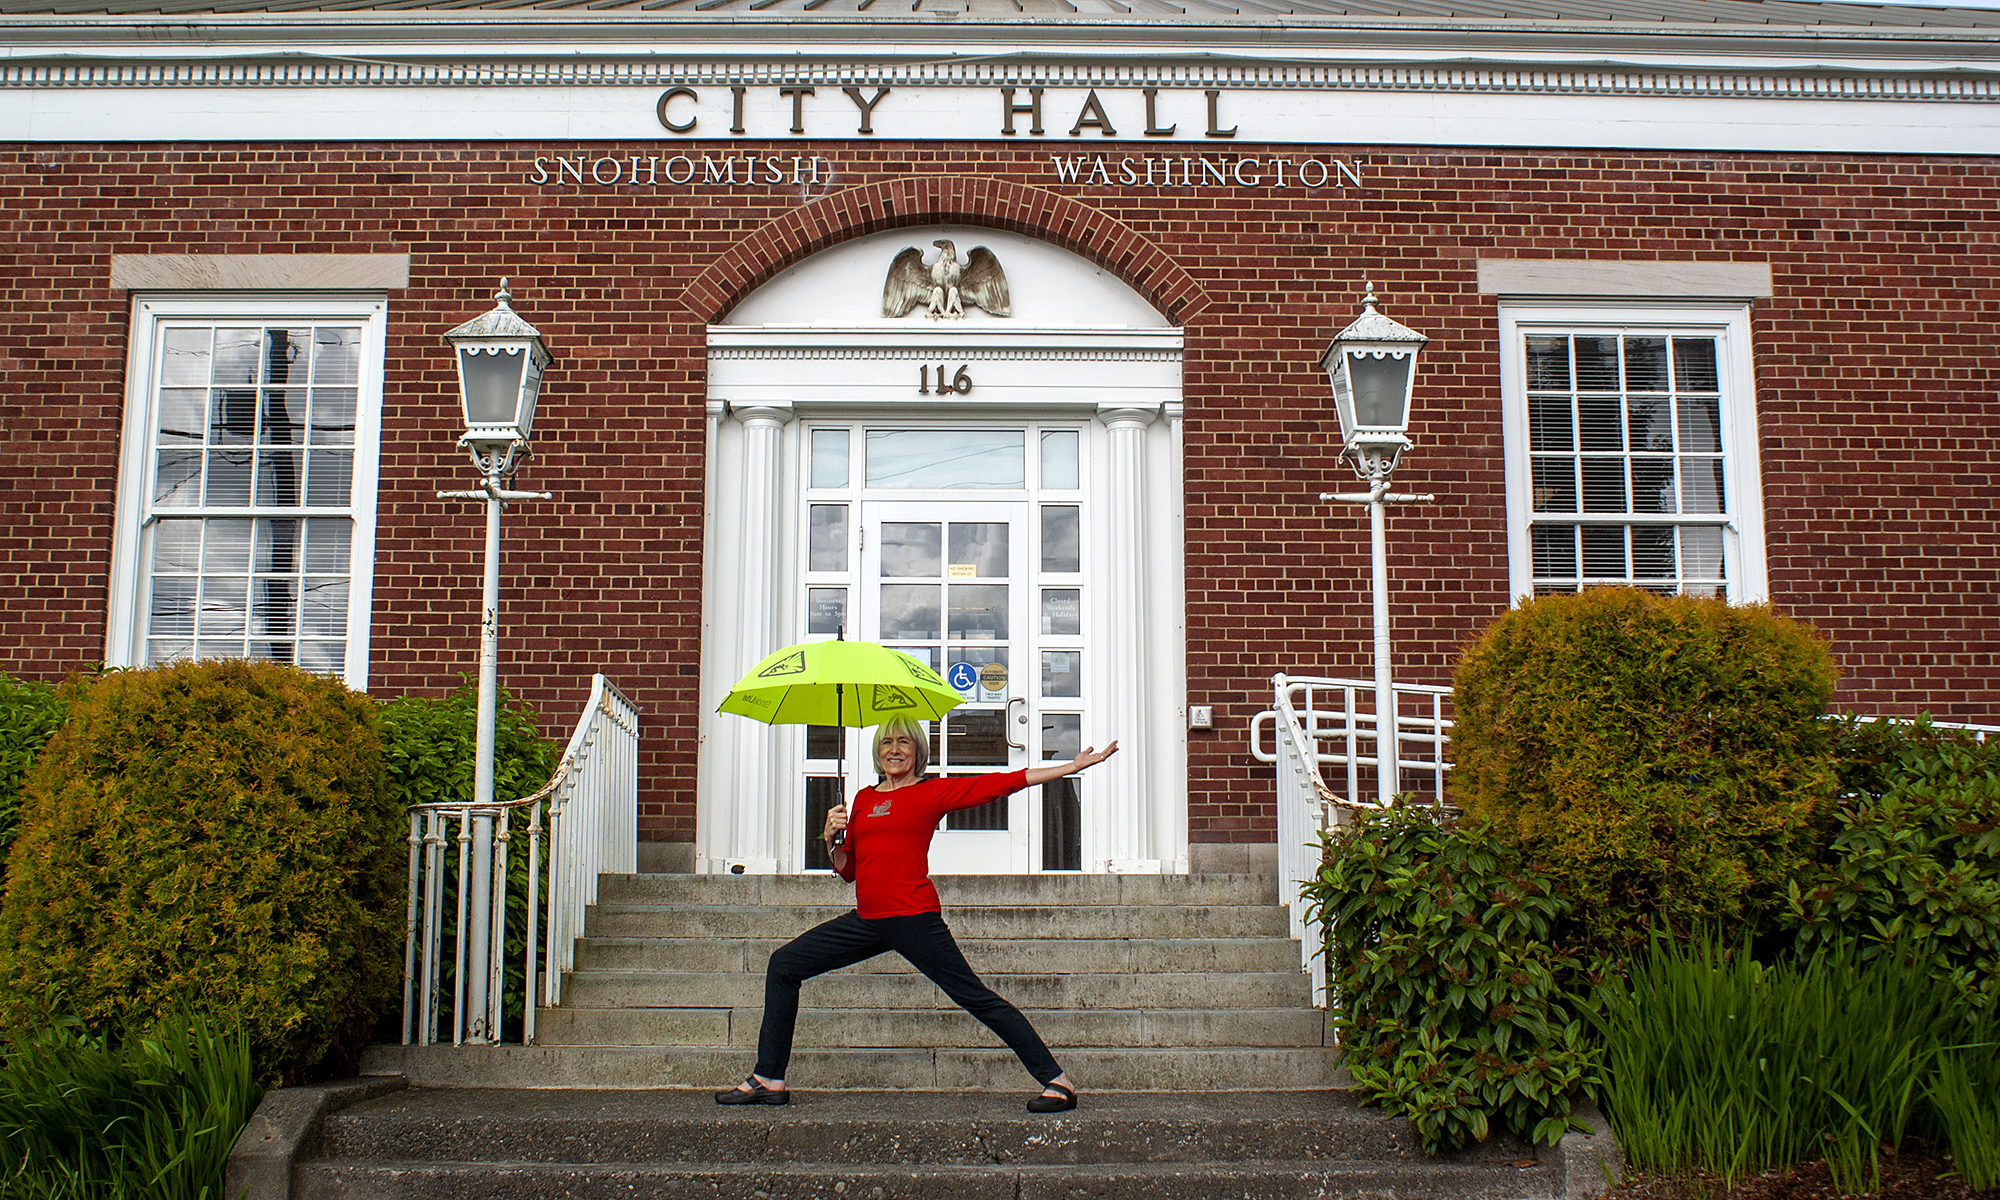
[717, 715, 1118, 1112]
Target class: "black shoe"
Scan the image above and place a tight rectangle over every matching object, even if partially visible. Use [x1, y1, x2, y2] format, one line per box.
[715, 1077, 790, 1106]
[1027, 1082, 1076, 1113]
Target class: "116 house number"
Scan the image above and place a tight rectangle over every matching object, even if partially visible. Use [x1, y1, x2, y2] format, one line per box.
[919, 365, 973, 395]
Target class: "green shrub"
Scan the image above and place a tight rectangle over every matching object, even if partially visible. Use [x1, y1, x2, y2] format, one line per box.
[0, 675, 72, 872]
[1786, 718, 2000, 1012]
[379, 683, 560, 1041]
[0, 660, 399, 1084]
[1306, 805, 1603, 1154]
[0, 1012, 260, 1200]
[1451, 588, 1840, 953]
[1592, 936, 1996, 1188]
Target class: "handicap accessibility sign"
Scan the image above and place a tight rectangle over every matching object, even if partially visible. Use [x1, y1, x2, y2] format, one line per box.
[945, 661, 979, 696]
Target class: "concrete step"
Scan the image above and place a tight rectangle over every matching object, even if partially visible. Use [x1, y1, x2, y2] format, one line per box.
[294, 1087, 1568, 1200]
[557, 968, 1314, 1010]
[359, 1044, 1352, 1091]
[596, 872, 1282, 908]
[584, 903, 1292, 939]
[531, 1005, 1329, 1049]
[573, 933, 1305, 975]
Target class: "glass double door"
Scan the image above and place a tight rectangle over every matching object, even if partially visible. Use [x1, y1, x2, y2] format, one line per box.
[861, 501, 1082, 874]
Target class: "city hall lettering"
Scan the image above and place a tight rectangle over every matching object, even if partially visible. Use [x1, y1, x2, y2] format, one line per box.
[529, 153, 1364, 192]
[654, 85, 1245, 140]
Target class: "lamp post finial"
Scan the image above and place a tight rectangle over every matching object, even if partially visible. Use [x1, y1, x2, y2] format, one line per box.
[496, 278, 513, 308]
[1362, 280, 1380, 314]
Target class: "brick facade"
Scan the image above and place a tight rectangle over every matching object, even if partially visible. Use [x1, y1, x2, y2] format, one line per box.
[2, 140, 1995, 845]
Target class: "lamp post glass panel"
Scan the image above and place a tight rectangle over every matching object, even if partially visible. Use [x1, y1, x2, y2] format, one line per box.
[439, 280, 554, 1044]
[1320, 284, 1428, 805]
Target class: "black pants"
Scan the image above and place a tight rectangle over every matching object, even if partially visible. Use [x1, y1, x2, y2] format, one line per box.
[754, 910, 1064, 1086]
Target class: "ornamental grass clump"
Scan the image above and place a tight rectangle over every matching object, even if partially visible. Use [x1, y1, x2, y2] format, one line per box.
[0, 659, 400, 1084]
[1451, 587, 1839, 954]
[1306, 805, 1603, 1154]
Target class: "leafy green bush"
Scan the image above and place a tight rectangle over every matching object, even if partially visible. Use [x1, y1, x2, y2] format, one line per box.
[0, 1012, 260, 1200]
[1786, 718, 2000, 1012]
[1305, 805, 1603, 1153]
[0, 660, 399, 1084]
[1592, 936, 1996, 1189]
[1451, 588, 1840, 953]
[380, 683, 560, 1041]
[0, 675, 72, 872]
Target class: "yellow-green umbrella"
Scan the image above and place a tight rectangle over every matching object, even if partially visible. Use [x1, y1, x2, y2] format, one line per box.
[719, 637, 964, 729]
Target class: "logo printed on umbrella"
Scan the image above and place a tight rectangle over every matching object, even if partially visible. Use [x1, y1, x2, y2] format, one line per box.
[871, 684, 919, 711]
[758, 650, 808, 678]
[901, 657, 946, 688]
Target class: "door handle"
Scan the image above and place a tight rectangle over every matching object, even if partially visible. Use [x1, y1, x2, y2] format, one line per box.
[1006, 696, 1028, 749]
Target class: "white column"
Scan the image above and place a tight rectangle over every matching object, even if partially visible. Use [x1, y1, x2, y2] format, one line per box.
[1095, 404, 1161, 872]
[726, 404, 793, 873]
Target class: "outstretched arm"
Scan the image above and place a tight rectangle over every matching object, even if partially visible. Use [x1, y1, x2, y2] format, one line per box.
[1022, 740, 1120, 788]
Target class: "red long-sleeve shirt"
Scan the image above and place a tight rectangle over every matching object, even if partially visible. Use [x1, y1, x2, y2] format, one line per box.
[835, 769, 1028, 918]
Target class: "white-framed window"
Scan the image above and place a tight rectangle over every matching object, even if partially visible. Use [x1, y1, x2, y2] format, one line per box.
[106, 295, 386, 689]
[1499, 303, 1766, 605]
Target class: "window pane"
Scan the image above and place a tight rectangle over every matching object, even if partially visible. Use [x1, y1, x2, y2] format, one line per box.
[1580, 458, 1627, 512]
[1673, 338, 1718, 392]
[152, 520, 201, 574]
[1678, 397, 1721, 453]
[1532, 525, 1577, 578]
[865, 430, 1025, 489]
[199, 578, 247, 636]
[1631, 459, 1676, 515]
[1525, 336, 1571, 389]
[149, 579, 196, 637]
[1041, 650, 1082, 698]
[1528, 396, 1573, 453]
[1631, 526, 1676, 580]
[161, 328, 213, 387]
[806, 727, 845, 760]
[1531, 458, 1576, 513]
[809, 505, 848, 573]
[309, 389, 357, 446]
[948, 523, 1008, 578]
[264, 329, 310, 385]
[803, 776, 843, 871]
[810, 429, 849, 489]
[1042, 506, 1080, 573]
[295, 641, 343, 673]
[252, 577, 296, 636]
[254, 517, 300, 573]
[254, 450, 303, 507]
[157, 390, 206, 445]
[312, 328, 362, 385]
[880, 522, 940, 578]
[202, 519, 253, 574]
[211, 388, 256, 445]
[1581, 526, 1627, 577]
[1681, 526, 1725, 584]
[1577, 397, 1623, 452]
[879, 584, 940, 640]
[205, 449, 252, 506]
[213, 329, 261, 385]
[154, 452, 202, 507]
[262, 389, 307, 444]
[300, 578, 348, 637]
[1623, 336, 1669, 391]
[1627, 396, 1673, 453]
[303, 519, 350, 574]
[1573, 337, 1620, 391]
[305, 450, 352, 507]
[1041, 430, 1080, 490]
[949, 584, 1008, 641]
[1680, 460, 1726, 514]
[1042, 589, 1081, 636]
[1041, 779, 1082, 871]
[807, 588, 846, 636]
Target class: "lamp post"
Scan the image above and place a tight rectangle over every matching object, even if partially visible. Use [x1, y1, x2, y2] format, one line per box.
[438, 279, 554, 1044]
[1318, 283, 1431, 806]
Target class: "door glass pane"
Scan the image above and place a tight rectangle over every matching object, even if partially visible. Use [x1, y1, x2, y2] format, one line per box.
[803, 776, 843, 871]
[806, 726, 845, 760]
[880, 523, 941, 577]
[948, 647, 1010, 701]
[1041, 780, 1082, 870]
[811, 429, 849, 489]
[1041, 430, 1080, 490]
[948, 523, 1008, 578]
[810, 505, 849, 572]
[949, 584, 1009, 641]
[879, 585, 940, 640]
[1041, 650, 1081, 698]
[807, 588, 846, 635]
[1041, 506, 1080, 573]
[1041, 589, 1080, 636]
[944, 710, 1009, 765]
[1042, 714, 1082, 761]
[866, 430, 1026, 489]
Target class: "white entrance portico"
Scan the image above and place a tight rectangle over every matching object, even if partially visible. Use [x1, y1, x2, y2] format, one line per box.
[696, 227, 1187, 876]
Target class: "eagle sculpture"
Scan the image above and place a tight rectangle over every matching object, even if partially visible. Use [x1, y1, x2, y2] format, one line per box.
[882, 240, 1011, 319]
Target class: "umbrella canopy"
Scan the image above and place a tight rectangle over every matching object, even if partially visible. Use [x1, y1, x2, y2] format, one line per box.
[718, 638, 964, 728]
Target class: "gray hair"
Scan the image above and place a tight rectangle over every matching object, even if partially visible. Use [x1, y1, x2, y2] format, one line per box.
[872, 717, 931, 777]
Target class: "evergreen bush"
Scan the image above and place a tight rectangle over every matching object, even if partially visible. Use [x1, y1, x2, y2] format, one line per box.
[379, 682, 560, 1040]
[1451, 588, 1839, 953]
[1305, 805, 1603, 1154]
[0, 675, 72, 872]
[0, 660, 398, 1084]
[1786, 718, 2000, 1012]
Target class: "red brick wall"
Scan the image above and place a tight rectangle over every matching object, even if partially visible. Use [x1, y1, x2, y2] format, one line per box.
[1, 141, 1994, 845]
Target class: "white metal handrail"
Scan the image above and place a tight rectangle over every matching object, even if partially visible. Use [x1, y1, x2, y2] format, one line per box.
[402, 674, 640, 1046]
[1253, 673, 1455, 1008]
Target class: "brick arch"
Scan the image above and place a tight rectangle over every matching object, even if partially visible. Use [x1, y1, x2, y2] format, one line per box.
[680, 177, 1209, 325]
